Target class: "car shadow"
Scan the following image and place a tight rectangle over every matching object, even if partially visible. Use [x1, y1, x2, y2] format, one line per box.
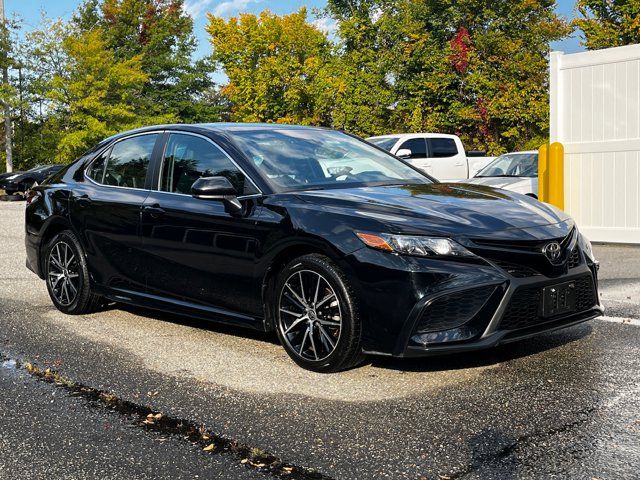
[99, 301, 593, 374]
[111, 302, 281, 346]
[366, 323, 593, 373]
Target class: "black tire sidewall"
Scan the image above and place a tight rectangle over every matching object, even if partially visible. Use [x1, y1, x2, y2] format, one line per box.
[44, 230, 94, 315]
[273, 254, 362, 372]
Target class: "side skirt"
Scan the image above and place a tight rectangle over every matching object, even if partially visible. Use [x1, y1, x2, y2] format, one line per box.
[94, 286, 267, 332]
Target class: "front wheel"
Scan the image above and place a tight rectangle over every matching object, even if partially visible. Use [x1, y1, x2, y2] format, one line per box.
[274, 254, 364, 372]
[44, 230, 102, 315]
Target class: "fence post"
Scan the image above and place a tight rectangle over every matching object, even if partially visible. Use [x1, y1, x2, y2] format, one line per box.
[549, 51, 563, 143]
[548, 142, 564, 210]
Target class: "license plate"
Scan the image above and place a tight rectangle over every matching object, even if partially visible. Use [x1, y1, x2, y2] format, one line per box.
[542, 281, 577, 317]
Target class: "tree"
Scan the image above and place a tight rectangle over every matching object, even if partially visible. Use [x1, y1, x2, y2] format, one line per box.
[575, 0, 640, 49]
[206, 8, 333, 124]
[74, 0, 219, 122]
[11, 17, 71, 168]
[326, 0, 570, 153]
[50, 29, 168, 161]
[321, 1, 397, 135]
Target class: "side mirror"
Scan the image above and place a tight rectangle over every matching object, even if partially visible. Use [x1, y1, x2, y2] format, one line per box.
[191, 176, 242, 215]
[396, 148, 412, 158]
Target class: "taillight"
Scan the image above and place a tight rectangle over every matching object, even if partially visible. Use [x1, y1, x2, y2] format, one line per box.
[26, 190, 40, 205]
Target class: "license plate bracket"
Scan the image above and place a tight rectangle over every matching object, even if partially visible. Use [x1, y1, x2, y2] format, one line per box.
[542, 281, 577, 317]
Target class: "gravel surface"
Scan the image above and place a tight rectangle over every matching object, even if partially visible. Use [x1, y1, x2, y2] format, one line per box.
[1, 201, 639, 479]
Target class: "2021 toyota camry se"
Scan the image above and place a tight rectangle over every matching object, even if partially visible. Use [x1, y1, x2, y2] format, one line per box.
[25, 124, 603, 372]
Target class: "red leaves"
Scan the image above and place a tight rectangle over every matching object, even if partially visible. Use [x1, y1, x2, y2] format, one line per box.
[449, 27, 471, 74]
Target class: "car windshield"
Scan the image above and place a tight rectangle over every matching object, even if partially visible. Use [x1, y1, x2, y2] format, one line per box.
[367, 137, 398, 152]
[475, 153, 538, 178]
[229, 129, 432, 192]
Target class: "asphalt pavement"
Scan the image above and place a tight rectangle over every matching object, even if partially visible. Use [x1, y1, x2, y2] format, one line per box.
[1, 201, 639, 479]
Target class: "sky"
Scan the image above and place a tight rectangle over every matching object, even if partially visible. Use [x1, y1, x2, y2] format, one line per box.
[6, 0, 584, 59]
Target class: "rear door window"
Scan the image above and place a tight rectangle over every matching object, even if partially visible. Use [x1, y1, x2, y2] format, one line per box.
[427, 138, 458, 158]
[87, 134, 158, 189]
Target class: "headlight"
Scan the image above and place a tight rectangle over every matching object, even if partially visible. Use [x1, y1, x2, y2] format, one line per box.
[578, 231, 595, 261]
[355, 232, 476, 257]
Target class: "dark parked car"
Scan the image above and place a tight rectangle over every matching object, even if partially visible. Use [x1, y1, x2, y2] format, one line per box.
[1, 165, 64, 194]
[25, 124, 603, 372]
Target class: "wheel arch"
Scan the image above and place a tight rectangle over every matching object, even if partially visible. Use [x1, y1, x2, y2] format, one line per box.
[260, 240, 342, 331]
[38, 217, 75, 276]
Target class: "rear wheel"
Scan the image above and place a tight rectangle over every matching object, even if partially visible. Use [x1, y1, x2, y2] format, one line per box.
[274, 254, 363, 372]
[44, 230, 102, 314]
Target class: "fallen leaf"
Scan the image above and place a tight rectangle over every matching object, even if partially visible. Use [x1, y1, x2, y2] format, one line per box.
[203, 444, 215, 452]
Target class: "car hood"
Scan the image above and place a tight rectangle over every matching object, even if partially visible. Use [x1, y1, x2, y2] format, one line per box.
[465, 176, 534, 189]
[0, 171, 25, 182]
[294, 183, 573, 240]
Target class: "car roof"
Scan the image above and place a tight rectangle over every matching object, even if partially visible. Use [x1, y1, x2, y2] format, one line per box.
[91, 123, 333, 151]
[367, 133, 459, 140]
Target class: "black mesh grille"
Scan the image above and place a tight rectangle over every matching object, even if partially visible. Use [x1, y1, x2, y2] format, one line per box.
[491, 259, 541, 278]
[415, 285, 496, 334]
[574, 275, 596, 311]
[567, 248, 582, 269]
[500, 275, 596, 331]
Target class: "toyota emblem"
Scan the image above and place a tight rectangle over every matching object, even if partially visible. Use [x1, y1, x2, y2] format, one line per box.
[542, 241, 562, 264]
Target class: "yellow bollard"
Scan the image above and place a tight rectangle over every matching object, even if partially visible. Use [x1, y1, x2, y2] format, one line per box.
[548, 142, 564, 210]
[538, 143, 548, 203]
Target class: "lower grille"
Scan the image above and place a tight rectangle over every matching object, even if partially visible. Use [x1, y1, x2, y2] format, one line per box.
[567, 248, 582, 269]
[415, 285, 496, 334]
[500, 275, 596, 331]
[491, 259, 541, 278]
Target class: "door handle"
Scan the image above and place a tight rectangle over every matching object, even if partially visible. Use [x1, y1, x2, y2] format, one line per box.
[143, 205, 166, 218]
[75, 195, 92, 207]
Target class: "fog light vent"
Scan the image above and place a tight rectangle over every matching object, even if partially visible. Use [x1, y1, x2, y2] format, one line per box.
[415, 285, 497, 335]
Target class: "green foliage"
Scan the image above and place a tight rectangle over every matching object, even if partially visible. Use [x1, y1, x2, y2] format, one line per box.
[51, 29, 168, 161]
[7, 0, 632, 170]
[575, 0, 640, 49]
[325, 0, 570, 154]
[76, 0, 218, 122]
[8, 0, 223, 169]
[207, 8, 332, 124]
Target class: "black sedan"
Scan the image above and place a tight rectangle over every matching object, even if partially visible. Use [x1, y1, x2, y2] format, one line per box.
[25, 124, 603, 372]
[1, 165, 64, 194]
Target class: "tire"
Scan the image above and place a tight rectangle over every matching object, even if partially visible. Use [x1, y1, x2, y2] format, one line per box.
[43, 230, 102, 315]
[0, 193, 24, 202]
[273, 254, 364, 372]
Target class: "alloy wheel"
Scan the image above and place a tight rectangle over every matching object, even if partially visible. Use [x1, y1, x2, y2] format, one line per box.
[47, 241, 80, 307]
[278, 269, 342, 361]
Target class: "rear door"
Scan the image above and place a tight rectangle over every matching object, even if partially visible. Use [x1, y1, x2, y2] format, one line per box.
[69, 132, 161, 293]
[427, 137, 467, 180]
[139, 132, 265, 323]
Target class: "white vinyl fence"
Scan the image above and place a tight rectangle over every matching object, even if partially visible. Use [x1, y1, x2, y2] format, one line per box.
[550, 44, 640, 244]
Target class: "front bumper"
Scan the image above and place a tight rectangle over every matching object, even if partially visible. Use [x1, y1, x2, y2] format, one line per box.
[343, 244, 602, 357]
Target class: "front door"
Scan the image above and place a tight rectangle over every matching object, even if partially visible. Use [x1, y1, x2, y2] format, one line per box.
[140, 132, 265, 322]
[69, 133, 160, 293]
[397, 137, 433, 176]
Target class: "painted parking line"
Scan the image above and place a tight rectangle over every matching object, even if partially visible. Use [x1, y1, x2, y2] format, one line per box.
[598, 316, 640, 326]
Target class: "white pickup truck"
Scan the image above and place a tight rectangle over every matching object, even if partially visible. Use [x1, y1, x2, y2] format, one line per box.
[366, 133, 495, 181]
